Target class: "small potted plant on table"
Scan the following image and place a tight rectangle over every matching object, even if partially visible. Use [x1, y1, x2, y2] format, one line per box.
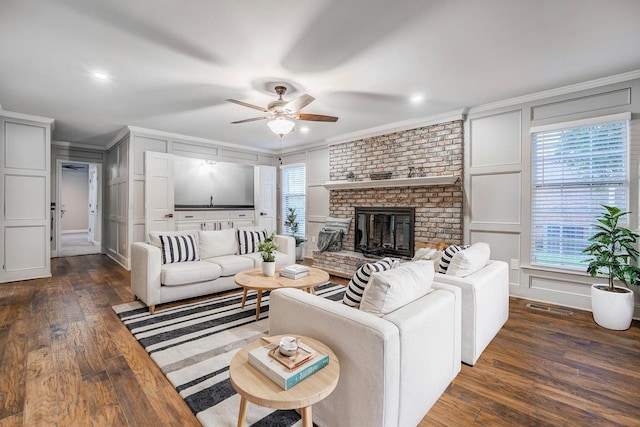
[258, 232, 278, 276]
[284, 207, 306, 261]
[583, 205, 640, 330]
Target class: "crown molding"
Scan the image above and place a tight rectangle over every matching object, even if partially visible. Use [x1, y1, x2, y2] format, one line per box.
[51, 140, 107, 151]
[468, 69, 640, 115]
[326, 108, 467, 146]
[0, 109, 55, 125]
[105, 125, 275, 155]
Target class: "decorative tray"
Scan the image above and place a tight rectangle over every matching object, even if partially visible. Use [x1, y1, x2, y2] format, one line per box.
[369, 172, 392, 180]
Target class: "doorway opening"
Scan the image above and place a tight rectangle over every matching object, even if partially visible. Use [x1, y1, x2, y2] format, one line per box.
[57, 161, 102, 257]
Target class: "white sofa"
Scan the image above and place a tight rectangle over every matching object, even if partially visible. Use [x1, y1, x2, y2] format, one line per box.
[433, 259, 509, 365]
[131, 228, 295, 313]
[269, 270, 462, 427]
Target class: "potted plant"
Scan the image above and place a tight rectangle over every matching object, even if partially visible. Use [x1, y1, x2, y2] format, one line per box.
[258, 232, 278, 276]
[583, 205, 640, 330]
[284, 207, 306, 261]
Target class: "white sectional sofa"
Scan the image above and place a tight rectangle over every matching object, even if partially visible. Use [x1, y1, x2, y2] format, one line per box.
[131, 228, 295, 313]
[269, 260, 462, 427]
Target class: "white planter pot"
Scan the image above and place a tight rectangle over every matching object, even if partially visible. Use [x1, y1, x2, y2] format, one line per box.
[295, 243, 305, 261]
[590, 284, 634, 330]
[262, 261, 276, 277]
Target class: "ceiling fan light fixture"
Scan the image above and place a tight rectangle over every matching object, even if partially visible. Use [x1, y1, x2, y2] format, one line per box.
[268, 118, 295, 137]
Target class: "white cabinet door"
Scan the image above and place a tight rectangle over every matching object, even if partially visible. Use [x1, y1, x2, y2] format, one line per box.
[0, 116, 52, 283]
[144, 152, 174, 237]
[255, 165, 276, 233]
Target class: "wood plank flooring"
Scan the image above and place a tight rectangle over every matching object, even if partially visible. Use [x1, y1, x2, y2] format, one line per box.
[0, 254, 639, 426]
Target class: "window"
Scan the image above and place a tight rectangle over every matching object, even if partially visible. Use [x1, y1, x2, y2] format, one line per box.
[531, 115, 629, 269]
[281, 164, 305, 239]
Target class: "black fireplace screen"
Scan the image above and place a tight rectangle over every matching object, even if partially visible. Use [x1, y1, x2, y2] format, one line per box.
[354, 207, 415, 258]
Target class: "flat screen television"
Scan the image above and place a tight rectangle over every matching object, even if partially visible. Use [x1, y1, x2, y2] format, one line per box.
[173, 157, 254, 208]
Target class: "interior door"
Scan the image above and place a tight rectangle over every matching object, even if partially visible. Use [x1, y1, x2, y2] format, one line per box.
[255, 165, 276, 233]
[0, 117, 51, 283]
[144, 152, 174, 237]
[88, 164, 98, 243]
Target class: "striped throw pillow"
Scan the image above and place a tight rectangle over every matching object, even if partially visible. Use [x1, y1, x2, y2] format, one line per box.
[324, 216, 351, 234]
[237, 229, 267, 255]
[343, 257, 398, 307]
[438, 244, 469, 274]
[159, 234, 199, 264]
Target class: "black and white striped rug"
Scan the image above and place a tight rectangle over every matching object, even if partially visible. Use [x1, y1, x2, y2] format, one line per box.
[113, 283, 346, 427]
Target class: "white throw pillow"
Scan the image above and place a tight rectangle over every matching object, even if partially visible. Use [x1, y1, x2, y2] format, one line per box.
[360, 260, 434, 317]
[438, 244, 469, 273]
[342, 257, 398, 307]
[198, 229, 238, 258]
[446, 242, 490, 277]
[412, 247, 442, 271]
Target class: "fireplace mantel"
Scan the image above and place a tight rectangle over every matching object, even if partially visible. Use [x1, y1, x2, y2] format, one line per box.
[322, 175, 459, 190]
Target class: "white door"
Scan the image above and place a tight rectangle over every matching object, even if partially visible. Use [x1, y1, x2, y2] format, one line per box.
[145, 152, 174, 237]
[0, 117, 51, 283]
[88, 164, 98, 243]
[255, 165, 276, 233]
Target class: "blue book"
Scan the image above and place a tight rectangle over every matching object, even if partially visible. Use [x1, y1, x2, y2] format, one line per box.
[248, 344, 329, 390]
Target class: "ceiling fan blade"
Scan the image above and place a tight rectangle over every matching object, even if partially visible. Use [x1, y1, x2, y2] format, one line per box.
[231, 116, 270, 124]
[226, 98, 269, 113]
[297, 113, 339, 122]
[283, 94, 315, 113]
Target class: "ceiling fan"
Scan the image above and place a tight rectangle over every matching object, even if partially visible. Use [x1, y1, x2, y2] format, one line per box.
[226, 86, 338, 137]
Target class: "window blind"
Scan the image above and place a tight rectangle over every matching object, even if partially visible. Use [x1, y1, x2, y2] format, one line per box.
[531, 119, 628, 269]
[281, 165, 306, 239]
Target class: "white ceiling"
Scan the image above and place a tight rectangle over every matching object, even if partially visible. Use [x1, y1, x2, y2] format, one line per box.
[1, 0, 640, 151]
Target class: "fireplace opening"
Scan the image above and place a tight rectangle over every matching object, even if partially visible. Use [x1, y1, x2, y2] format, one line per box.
[354, 207, 415, 259]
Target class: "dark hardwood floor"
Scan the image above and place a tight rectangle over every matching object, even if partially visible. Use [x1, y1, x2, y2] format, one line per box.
[0, 254, 639, 426]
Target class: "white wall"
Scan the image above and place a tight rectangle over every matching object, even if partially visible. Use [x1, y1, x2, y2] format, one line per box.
[466, 77, 640, 316]
[61, 167, 89, 232]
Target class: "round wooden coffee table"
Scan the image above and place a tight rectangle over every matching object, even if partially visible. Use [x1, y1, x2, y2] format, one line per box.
[234, 267, 330, 320]
[229, 335, 339, 427]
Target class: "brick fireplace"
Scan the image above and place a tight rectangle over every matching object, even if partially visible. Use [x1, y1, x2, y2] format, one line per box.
[313, 120, 464, 278]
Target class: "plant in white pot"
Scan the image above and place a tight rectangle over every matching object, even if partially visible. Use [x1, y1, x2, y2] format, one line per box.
[284, 207, 306, 261]
[583, 205, 640, 330]
[258, 232, 278, 277]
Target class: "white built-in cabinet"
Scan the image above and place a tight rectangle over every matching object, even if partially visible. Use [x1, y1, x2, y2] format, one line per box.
[0, 111, 54, 283]
[174, 210, 255, 231]
[105, 127, 278, 269]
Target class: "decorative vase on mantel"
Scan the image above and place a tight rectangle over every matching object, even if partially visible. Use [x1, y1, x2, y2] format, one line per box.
[262, 261, 276, 277]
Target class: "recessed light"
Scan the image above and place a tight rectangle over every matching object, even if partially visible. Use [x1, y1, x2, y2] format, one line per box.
[410, 94, 424, 104]
[92, 71, 110, 81]
[299, 126, 310, 134]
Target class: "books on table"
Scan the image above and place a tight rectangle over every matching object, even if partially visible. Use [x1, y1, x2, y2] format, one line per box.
[248, 341, 329, 390]
[279, 264, 310, 280]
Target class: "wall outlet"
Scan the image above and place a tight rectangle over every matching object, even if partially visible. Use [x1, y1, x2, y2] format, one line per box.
[311, 236, 317, 243]
[510, 259, 519, 270]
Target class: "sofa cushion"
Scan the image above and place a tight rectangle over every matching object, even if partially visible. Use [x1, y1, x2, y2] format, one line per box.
[446, 242, 491, 278]
[204, 255, 254, 276]
[161, 261, 221, 286]
[237, 229, 267, 255]
[199, 229, 238, 259]
[159, 234, 199, 264]
[360, 260, 435, 317]
[343, 257, 397, 307]
[240, 250, 290, 268]
[438, 244, 469, 274]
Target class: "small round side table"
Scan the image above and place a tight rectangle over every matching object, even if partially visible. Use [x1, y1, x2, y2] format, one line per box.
[229, 335, 339, 427]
